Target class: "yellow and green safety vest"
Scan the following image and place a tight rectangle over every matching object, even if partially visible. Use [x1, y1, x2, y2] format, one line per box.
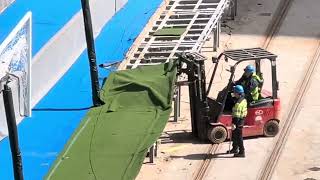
[232, 98, 248, 119]
[250, 73, 262, 101]
[241, 73, 263, 102]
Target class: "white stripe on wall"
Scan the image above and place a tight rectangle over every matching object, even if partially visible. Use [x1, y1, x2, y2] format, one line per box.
[31, 0, 128, 108]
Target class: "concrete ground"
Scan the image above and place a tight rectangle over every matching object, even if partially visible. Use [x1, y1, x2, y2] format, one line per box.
[272, 52, 320, 180]
[137, 0, 320, 179]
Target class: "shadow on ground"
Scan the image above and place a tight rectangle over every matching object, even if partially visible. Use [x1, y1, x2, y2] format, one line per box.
[160, 129, 269, 145]
[159, 130, 210, 145]
[169, 152, 236, 160]
[167, 135, 271, 160]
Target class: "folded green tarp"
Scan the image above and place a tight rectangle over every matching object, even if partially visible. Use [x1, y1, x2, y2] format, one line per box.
[153, 27, 186, 37]
[46, 61, 177, 180]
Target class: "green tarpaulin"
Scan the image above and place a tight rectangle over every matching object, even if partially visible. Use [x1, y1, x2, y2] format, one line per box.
[153, 27, 186, 37]
[46, 61, 177, 180]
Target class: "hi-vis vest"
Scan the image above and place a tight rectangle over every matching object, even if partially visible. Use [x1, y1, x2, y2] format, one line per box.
[232, 98, 248, 119]
[241, 73, 263, 102]
[251, 73, 263, 101]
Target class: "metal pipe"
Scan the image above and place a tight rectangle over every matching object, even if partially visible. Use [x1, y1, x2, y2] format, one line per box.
[206, 54, 223, 96]
[174, 91, 178, 122]
[218, 63, 240, 118]
[80, 0, 103, 107]
[230, 0, 237, 20]
[213, 28, 218, 52]
[3, 84, 24, 180]
[271, 59, 278, 99]
[234, 0, 238, 17]
[217, 20, 220, 48]
[218, 70, 235, 118]
[177, 85, 181, 117]
[213, 21, 220, 52]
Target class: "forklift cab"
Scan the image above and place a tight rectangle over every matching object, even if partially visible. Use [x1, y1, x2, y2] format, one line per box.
[211, 48, 279, 112]
[178, 48, 281, 144]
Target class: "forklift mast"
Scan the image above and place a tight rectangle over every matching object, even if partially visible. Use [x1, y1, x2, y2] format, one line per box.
[178, 52, 210, 140]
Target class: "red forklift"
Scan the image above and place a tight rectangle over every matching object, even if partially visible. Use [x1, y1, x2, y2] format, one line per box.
[177, 48, 280, 143]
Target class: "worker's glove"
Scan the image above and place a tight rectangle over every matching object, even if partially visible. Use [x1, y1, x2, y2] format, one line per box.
[231, 124, 236, 130]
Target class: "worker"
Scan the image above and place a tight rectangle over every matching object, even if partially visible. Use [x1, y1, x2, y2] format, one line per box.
[235, 65, 263, 102]
[227, 85, 247, 157]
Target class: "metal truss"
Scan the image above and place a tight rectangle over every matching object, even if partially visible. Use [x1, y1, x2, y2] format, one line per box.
[124, 0, 230, 69]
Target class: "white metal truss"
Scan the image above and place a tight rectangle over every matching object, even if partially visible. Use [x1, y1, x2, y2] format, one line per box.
[124, 0, 230, 69]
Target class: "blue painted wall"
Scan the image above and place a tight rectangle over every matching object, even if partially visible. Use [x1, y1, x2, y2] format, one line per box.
[0, 0, 162, 179]
[0, 0, 80, 55]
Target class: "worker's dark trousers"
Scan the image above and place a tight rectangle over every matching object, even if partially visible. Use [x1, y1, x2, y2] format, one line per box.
[232, 118, 245, 152]
[232, 126, 244, 152]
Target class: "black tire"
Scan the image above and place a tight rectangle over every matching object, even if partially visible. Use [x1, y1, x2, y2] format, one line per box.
[207, 126, 227, 144]
[264, 120, 279, 137]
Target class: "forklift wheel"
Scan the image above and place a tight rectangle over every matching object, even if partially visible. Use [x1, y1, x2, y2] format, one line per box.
[208, 126, 227, 144]
[264, 120, 279, 137]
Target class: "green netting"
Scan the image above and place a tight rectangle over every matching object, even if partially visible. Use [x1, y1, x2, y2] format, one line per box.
[153, 27, 186, 36]
[46, 61, 177, 180]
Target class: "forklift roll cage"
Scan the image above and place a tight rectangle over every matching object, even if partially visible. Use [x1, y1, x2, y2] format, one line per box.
[207, 47, 279, 99]
[177, 48, 279, 140]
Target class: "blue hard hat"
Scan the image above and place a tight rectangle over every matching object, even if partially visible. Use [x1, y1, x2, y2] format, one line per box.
[234, 85, 244, 94]
[244, 65, 255, 73]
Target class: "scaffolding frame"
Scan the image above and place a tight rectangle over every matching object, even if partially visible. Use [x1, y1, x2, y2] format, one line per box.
[123, 0, 230, 69]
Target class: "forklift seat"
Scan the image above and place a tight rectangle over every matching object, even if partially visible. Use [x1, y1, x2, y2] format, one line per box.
[249, 97, 273, 108]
